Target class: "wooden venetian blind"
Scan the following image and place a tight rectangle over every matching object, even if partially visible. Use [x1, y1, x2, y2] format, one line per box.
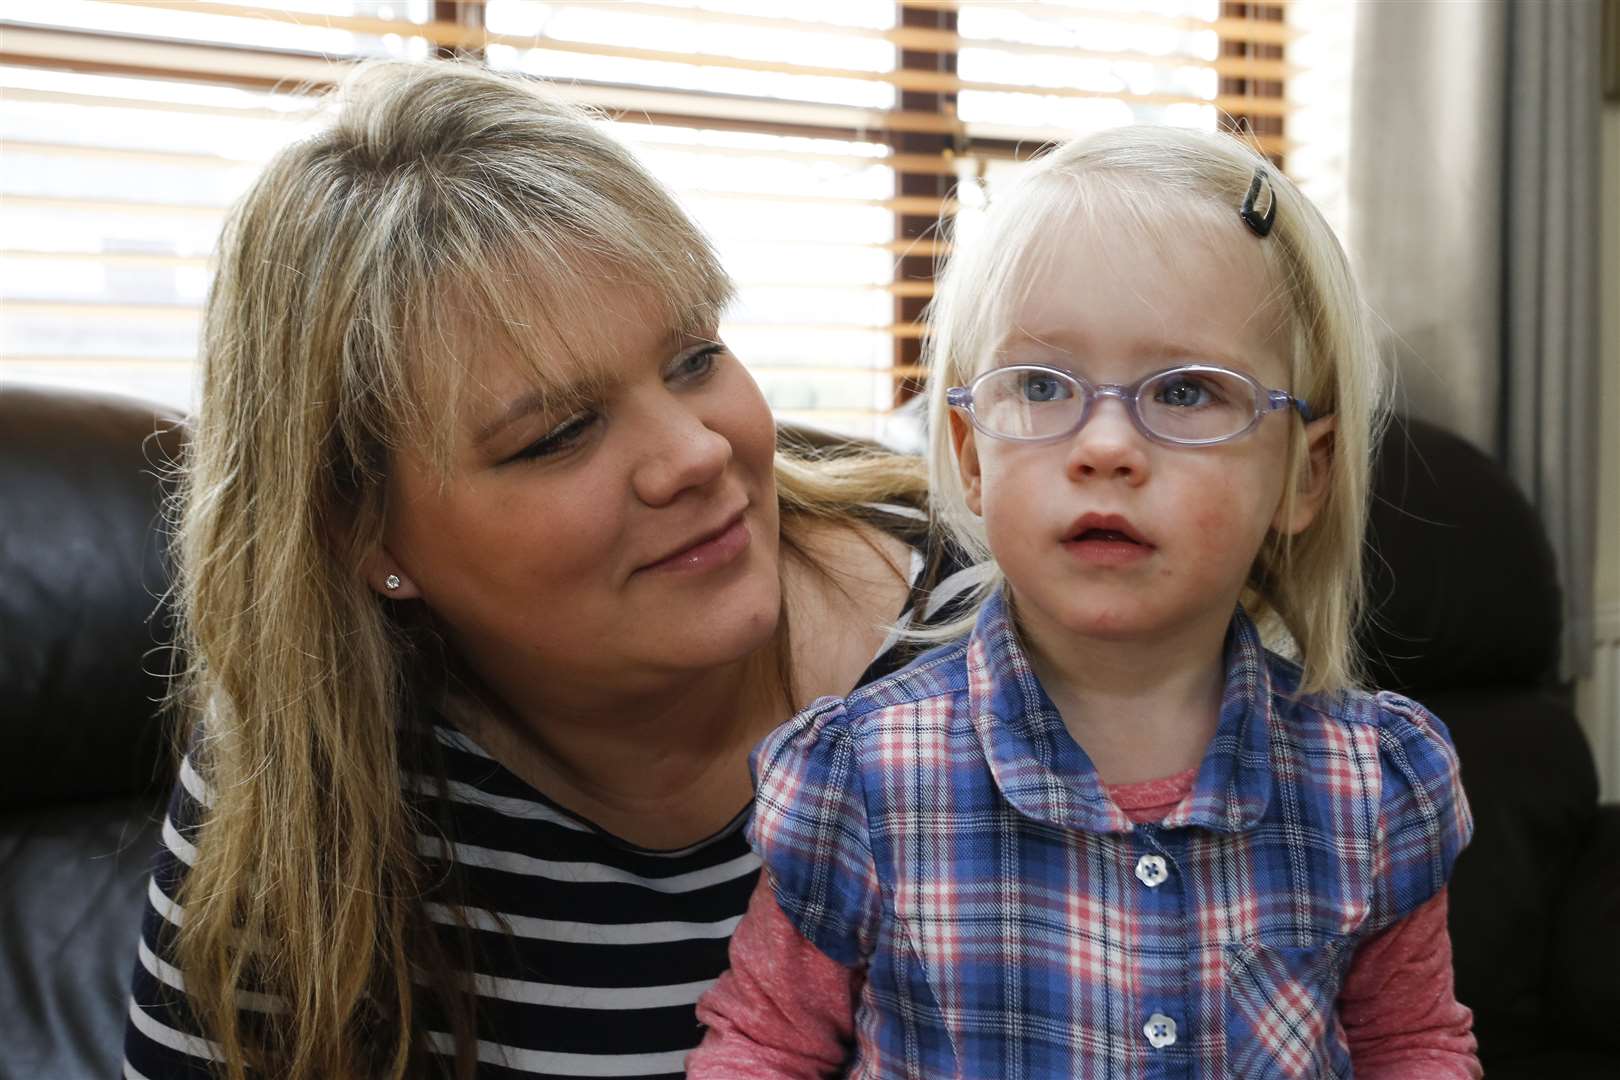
[0, 0, 1296, 441]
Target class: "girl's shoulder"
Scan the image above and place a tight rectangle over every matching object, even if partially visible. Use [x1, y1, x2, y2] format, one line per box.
[1262, 670, 1473, 928]
[1263, 649, 1458, 748]
[1268, 672, 1471, 850]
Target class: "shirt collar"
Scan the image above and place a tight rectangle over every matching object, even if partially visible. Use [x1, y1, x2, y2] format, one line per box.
[965, 590, 1276, 834]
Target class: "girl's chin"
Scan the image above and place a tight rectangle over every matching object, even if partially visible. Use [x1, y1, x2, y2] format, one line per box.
[1010, 589, 1169, 645]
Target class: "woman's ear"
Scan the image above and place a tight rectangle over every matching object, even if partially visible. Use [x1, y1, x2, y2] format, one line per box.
[949, 410, 984, 516]
[1272, 414, 1336, 536]
[360, 545, 421, 600]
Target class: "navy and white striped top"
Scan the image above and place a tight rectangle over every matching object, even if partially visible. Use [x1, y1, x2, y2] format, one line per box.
[123, 512, 981, 1079]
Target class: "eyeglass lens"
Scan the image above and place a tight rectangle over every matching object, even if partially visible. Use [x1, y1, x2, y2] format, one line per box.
[972, 367, 1260, 443]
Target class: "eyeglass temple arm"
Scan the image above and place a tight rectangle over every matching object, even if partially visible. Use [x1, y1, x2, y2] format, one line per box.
[946, 387, 971, 408]
[1268, 389, 1316, 422]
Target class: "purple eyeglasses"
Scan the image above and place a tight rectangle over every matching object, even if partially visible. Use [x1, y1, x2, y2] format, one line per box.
[945, 363, 1315, 448]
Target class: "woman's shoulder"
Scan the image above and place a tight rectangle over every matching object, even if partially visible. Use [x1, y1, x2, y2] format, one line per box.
[794, 511, 918, 585]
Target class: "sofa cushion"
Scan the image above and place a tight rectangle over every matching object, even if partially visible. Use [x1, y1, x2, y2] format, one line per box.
[0, 386, 184, 808]
[1360, 416, 1562, 694]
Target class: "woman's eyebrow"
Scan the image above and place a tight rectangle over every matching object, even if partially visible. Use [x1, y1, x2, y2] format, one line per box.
[473, 383, 593, 445]
[471, 327, 698, 444]
[474, 390, 549, 446]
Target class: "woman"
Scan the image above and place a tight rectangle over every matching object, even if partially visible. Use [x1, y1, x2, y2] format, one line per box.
[123, 60, 961, 1079]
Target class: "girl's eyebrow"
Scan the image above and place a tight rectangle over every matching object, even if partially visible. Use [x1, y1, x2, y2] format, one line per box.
[1002, 328, 1252, 371]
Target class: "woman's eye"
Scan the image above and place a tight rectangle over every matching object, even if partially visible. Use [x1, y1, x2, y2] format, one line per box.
[508, 412, 597, 462]
[670, 344, 724, 383]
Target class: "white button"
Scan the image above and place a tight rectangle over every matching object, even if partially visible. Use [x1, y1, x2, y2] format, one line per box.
[1144, 1012, 1178, 1049]
[1135, 853, 1168, 888]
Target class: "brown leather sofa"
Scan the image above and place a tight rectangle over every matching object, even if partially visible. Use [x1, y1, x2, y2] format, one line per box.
[2, 385, 1616, 1077]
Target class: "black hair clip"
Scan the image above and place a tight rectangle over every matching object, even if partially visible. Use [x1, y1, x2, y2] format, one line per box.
[1240, 167, 1276, 238]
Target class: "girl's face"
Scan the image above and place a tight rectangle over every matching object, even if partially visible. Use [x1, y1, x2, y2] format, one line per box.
[374, 281, 782, 709]
[951, 210, 1334, 652]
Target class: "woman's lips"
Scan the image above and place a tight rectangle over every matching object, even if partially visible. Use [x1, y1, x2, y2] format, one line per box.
[640, 515, 751, 575]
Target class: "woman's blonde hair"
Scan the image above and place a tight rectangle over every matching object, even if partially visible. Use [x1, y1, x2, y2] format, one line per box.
[925, 125, 1387, 695]
[172, 59, 920, 1080]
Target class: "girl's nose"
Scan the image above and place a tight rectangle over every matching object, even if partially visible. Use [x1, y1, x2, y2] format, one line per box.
[1066, 397, 1150, 485]
[631, 405, 732, 506]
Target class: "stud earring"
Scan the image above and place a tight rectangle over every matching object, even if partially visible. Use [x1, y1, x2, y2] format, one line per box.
[384, 573, 402, 592]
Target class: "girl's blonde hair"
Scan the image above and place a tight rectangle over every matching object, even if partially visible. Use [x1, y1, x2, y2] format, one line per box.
[172, 59, 920, 1080]
[925, 125, 1387, 695]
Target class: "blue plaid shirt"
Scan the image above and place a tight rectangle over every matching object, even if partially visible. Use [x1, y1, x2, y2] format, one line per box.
[749, 590, 1472, 1079]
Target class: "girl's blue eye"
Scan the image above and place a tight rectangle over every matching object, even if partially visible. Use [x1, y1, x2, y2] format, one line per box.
[1155, 377, 1215, 408]
[508, 411, 597, 462]
[1018, 371, 1071, 403]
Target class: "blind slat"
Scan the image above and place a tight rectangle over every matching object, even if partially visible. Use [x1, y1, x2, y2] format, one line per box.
[18, 6, 1289, 115]
[105, 0, 1295, 69]
[589, 0, 1292, 76]
[953, 2, 1298, 46]
[0, 189, 956, 218]
[2, 137, 261, 165]
[0, 249, 212, 267]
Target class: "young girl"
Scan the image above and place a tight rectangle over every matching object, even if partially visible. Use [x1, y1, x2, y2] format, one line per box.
[688, 126, 1480, 1079]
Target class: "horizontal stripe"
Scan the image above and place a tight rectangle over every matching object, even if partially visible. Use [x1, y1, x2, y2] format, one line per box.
[427, 902, 742, 945]
[136, 934, 186, 994]
[425, 1031, 690, 1077]
[162, 815, 198, 867]
[179, 756, 214, 808]
[139, 936, 287, 1014]
[865, 501, 927, 521]
[465, 972, 716, 1010]
[416, 834, 760, 892]
[436, 725, 494, 759]
[923, 560, 994, 620]
[149, 876, 185, 928]
[871, 547, 930, 661]
[127, 999, 222, 1062]
[406, 773, 591, 831]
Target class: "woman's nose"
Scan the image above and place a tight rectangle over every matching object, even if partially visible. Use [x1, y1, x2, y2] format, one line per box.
[1066, 396, 1150, 484]
[631, 405, 732, 506]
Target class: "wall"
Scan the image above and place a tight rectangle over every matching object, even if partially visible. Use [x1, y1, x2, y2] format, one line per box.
[1575, 99, 1620, 801]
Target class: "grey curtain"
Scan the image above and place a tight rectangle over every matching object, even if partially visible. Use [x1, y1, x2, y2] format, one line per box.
[1349, 0, 1603, 678]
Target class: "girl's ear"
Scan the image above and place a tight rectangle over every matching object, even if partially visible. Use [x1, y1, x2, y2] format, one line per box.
[1272, 415, 1336, 536]
[359, 545, 421, 600]
[948, 409, 984, 516]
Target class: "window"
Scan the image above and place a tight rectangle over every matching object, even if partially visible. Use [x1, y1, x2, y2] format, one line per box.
[0, 0, 1304, 440]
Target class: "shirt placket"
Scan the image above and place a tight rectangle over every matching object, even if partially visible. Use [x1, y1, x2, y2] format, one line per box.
[1130, 823, 1196, 1079]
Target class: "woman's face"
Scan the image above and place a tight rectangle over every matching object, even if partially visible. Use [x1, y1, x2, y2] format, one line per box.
[376, 282, 781, 708]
